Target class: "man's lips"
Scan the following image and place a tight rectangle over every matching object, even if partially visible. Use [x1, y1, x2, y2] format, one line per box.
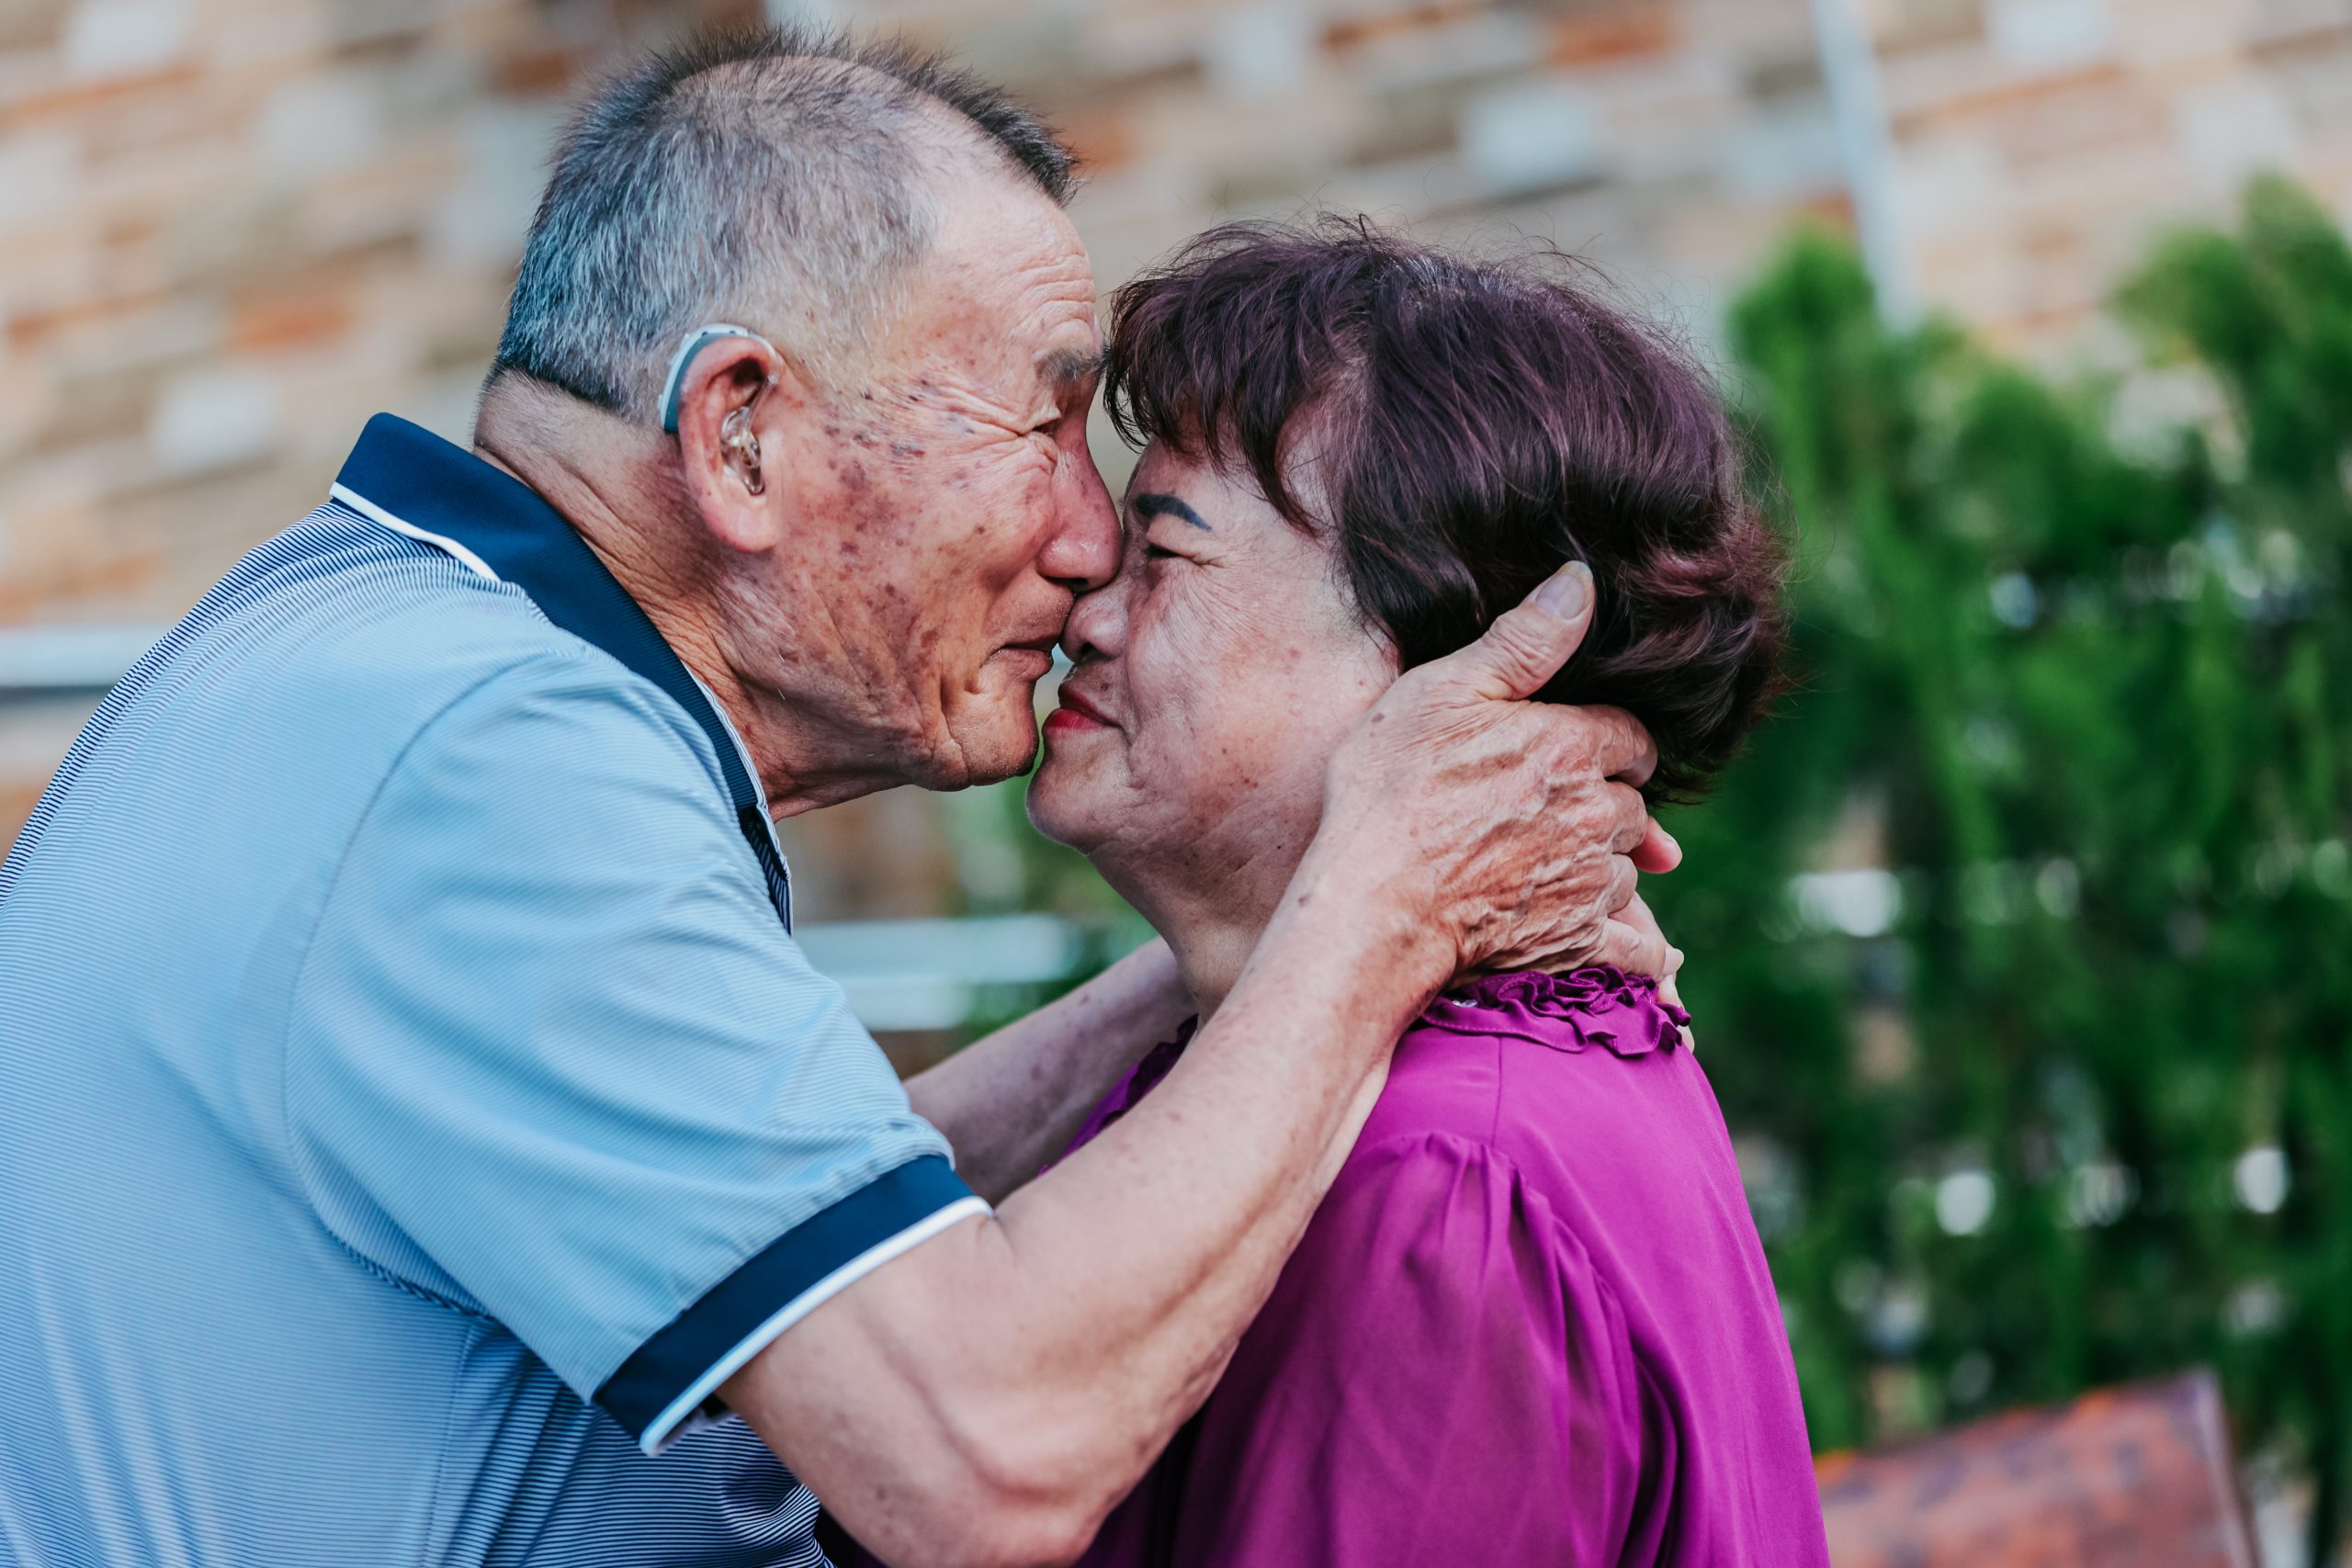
[993, 637, 1060, 675]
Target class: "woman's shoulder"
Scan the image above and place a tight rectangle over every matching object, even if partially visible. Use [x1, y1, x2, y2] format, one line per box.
[1358, 966, 1736, 1220]
[1416, 966, 1690, 1059]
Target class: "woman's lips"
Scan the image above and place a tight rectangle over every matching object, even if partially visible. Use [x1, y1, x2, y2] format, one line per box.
[1045, 687, 1113, 735]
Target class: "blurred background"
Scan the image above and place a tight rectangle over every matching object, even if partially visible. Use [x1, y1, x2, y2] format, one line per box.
[2, 0, 2346, 1561]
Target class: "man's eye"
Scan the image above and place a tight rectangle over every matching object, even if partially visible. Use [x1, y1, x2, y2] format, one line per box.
[1142, 543, 1178, 561]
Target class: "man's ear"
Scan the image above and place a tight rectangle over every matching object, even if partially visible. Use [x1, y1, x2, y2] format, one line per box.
[674, 337, 808, 555]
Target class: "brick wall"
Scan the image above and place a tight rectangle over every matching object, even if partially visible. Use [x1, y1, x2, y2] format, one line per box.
[5, 0, 2349, 907]
[1871, 0, 2352, 356]
[896, 0, 1849, 348]
[0, 0, 754, 628]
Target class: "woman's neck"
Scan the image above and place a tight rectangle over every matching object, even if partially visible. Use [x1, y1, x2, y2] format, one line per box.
[1167, 919, 1259, 1024]
[1102, 843, 1302, 1024]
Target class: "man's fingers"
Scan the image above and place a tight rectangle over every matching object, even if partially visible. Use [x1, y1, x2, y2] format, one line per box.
[1657, 946, 1694, 1051]
[1581, 705, 1659, 790]
[1633, 818, 1681, 874]
[1606, 782, 1648, 854]
[1615, 891, 1668, 956]
[1587, 913, 1671, 979]
[1426, 561, 1595, 701]
[1604, 853, 1639, 917]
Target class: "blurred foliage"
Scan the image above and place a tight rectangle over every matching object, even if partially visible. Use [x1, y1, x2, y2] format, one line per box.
[940, 775, 1154, 1037]
[951, 177, 2352, 1557]
[1677, 176, 2350, 1558]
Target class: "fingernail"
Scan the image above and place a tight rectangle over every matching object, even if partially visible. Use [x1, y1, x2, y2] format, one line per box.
[1532, 561, 1593, 622]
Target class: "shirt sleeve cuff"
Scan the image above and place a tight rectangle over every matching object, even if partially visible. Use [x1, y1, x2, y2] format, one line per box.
[596, 1154, 989, 1454]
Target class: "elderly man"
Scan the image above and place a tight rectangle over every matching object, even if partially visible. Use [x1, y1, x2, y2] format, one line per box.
[0, 28, 1672, 1568]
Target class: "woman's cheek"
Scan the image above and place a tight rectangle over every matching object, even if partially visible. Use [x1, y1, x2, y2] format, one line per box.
[1123, 610, 1210, 771]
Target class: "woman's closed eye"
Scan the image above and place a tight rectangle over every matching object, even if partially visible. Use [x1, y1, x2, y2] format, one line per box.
[1141, 537, 1216, 572]
[1136, 525, 1201, 564]
[1130, 492, 1215, 565]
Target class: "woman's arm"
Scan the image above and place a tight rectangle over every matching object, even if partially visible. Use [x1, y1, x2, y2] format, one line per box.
[902, 939, 1193, 1204]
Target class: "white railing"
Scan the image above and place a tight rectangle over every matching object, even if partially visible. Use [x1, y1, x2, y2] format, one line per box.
[0, 625, 167, 700]
[794, 915, 1096, 1032]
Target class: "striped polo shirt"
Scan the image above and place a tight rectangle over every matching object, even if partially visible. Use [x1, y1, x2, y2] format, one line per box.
[0, 415, 984, 1565]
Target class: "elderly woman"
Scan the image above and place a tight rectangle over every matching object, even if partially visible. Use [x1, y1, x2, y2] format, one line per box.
[1026, 221, 1830, 1565]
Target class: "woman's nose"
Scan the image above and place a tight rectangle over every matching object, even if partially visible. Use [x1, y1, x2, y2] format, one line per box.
[1060, 572, 1126, 663]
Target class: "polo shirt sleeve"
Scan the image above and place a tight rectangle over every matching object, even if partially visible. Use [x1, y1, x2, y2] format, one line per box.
[284, 651, 985, 1454]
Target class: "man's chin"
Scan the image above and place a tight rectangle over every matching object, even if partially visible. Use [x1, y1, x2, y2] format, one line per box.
[922, 700, 1043, 791]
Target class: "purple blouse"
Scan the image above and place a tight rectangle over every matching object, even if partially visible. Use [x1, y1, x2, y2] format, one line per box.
[1064, 968, 1830, 1567]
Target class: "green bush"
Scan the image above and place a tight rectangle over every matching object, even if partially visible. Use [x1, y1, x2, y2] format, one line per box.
[1678, 176, 2351, 1557]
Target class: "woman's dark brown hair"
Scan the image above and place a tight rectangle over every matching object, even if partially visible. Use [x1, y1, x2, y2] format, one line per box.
[1102, 217, 1788, 801]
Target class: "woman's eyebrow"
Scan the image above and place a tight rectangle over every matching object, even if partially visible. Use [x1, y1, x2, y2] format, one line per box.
[1133, 492, 1213, 531]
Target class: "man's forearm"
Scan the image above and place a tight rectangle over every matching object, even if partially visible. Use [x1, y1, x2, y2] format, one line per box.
[902, 939, 1191, 1203]
[729, 852, 1448, 1567]
[977, 855, 1447, 1442]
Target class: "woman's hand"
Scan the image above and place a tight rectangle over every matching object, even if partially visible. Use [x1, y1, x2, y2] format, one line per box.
[1311, 560, 1678, 982]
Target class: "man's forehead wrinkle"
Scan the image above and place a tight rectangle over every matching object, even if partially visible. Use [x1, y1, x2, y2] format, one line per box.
[956, 242, 1094, 318]
[927, 173, 1090, 286]
[859, 179, 1095, 429]
[1015, 285, 1102, 388]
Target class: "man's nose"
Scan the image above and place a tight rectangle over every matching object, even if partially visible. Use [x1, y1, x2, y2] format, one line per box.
[1036, 437, 1120, 592]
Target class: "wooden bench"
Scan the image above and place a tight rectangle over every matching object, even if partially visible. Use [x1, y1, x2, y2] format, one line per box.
[1815, 1369, 2259, 1567]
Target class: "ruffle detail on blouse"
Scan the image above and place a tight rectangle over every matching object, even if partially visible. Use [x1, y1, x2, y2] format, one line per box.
[1416, 966, 1690, 1057]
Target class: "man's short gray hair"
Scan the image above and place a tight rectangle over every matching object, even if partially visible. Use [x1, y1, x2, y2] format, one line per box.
[492, 25, 1076, 422]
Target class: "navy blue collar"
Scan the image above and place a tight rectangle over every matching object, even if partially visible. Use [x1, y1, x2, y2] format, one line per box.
[332, 413, 791, 929]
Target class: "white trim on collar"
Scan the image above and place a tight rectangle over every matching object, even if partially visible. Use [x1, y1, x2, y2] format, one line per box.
[329, 482, 502, 584]
[332, 476, 788, 904]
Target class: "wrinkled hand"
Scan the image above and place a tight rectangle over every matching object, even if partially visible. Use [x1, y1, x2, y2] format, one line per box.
[1612, 889, 1695, 1047]
[1316, 561, 1679, 981]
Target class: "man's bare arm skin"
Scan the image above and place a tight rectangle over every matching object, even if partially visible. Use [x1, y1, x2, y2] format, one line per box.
[726, 564, 1668, 1568]
[902, 940, 1191, 1204]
